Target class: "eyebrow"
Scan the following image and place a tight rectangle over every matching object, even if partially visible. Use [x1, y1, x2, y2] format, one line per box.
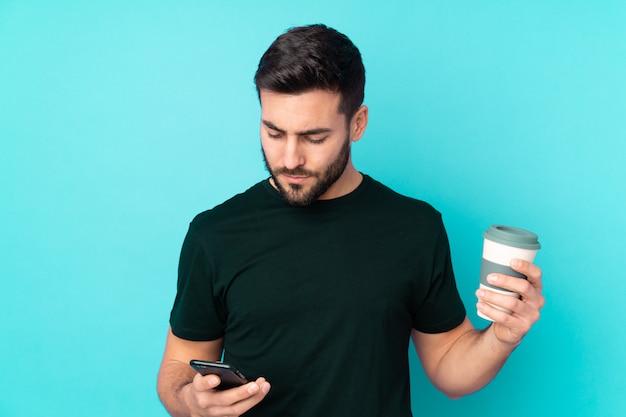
[262, 120, 332, 136]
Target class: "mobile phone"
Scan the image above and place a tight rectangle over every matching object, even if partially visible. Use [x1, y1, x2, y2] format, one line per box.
[189, 360, 248, 390]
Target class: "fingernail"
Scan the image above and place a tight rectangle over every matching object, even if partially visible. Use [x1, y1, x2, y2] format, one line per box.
[476, 289, 485, 298]
[487, 274, 498, 283]
[248, 383, 259, 394]
[262, 383, 271, 394]
[511, 259, 521, 268]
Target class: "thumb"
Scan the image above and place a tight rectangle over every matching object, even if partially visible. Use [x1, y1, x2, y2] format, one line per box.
[193, 372, 222, 391]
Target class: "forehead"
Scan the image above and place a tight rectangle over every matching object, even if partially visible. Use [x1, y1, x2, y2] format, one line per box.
[259, 89, 344, 130]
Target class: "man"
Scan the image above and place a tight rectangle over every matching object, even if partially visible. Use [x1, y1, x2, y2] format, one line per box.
[157, 24, 544, 417]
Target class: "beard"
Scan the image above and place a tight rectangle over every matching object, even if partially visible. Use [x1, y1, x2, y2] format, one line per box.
[262, 136, 351, 207]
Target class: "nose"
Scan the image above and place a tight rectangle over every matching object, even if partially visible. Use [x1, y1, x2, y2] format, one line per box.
[283, 137, 304, 169]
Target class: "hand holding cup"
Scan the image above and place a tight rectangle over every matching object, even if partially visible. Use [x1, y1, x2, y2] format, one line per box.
[477, 225, 541, 321]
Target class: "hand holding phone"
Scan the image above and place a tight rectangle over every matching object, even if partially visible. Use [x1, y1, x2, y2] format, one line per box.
[186, 359, 271, 415]
[189, 360, 248, 390]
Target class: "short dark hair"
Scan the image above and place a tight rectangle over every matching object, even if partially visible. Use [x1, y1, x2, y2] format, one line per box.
[254, 24, 365, 119]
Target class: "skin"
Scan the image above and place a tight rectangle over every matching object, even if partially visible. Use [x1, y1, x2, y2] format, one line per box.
[412, 259, 544, 398]
[157, 88, 545, 415]
[259, 89, 368, 205]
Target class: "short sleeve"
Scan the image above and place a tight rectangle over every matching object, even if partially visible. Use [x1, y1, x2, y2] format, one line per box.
[169, 224, 226, 341]
[412, 219, 466, 333]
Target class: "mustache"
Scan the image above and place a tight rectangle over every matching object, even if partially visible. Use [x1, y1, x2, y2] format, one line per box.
[274, 167, 317, 177]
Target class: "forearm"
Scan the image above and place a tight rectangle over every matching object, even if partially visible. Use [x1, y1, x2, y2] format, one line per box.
[428, 325, 518, 399]
[157, 361, 197, 417]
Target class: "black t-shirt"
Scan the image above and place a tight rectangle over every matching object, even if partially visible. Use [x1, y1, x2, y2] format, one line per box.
[170, 175, 466, 416]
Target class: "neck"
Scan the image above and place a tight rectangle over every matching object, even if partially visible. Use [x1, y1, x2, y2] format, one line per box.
[318, 163, 362, 200]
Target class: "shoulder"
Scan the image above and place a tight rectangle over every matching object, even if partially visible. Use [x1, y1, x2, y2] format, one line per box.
[189, 180, 271, 232]
[362, 175, 443, 222]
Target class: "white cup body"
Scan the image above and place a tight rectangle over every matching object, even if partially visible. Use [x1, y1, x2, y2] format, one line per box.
[482, 238, 538, 265]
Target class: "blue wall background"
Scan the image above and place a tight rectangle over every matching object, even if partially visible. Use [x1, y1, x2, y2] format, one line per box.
[1, 1, 625, 416]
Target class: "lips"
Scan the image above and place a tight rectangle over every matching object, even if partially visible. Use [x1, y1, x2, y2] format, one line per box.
[282, 174, 309, 184]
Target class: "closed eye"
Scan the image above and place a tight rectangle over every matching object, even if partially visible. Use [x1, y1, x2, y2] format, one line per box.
[266, 130, 284, 139]
[304, 136, 327, 144]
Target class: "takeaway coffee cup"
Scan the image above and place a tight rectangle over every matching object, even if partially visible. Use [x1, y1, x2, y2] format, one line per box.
[478, 225, 541, 321]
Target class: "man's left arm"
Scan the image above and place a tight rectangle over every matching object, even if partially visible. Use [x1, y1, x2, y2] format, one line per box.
[412, 259, 544, 399]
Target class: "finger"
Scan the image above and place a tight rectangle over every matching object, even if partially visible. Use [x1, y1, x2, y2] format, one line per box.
[510, 259, 543, 290]
[476, 299, 515, 324]
[477, 287, 518, 310]
[483, 273, 526, 295]
[476, 297, 533, 332]
[231, 378, 271, 410]
[212, 378, 270, 406]
[208, 378, 271, 415]
[193, 373, 222, 391]
[487, 269, 545, 313]
[485, 272, 539, 300]
[477, 286, 542, 327]
[480, 275, 543, 311]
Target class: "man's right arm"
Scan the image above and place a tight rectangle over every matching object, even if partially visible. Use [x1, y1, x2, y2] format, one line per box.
[157, 327, 271, 417]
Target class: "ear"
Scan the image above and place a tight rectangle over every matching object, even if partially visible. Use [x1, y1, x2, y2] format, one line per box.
[350, 105, 369, 142]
